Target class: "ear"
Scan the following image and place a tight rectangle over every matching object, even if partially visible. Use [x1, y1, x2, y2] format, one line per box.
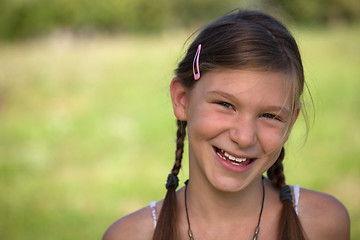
[170, 77, 188, 121]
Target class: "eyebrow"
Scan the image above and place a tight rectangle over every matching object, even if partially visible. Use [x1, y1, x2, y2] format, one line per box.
[207, 90, 291, 115]
[207, 91, 239, 102]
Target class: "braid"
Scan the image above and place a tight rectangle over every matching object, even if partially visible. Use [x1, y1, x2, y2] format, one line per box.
[267, 147, 307, 240]
[172, 120, 187, 175]
[267, 147, 286, 189]
[152, 120, 187, 240]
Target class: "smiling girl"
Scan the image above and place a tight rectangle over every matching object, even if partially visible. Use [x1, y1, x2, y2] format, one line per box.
[103, 9, 350, 240]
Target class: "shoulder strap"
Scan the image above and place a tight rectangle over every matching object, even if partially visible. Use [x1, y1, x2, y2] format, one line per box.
[293, 184, 300, 215]
[150, 201, 157, 228]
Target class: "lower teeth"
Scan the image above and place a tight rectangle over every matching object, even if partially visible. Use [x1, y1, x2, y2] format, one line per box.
[217, 151, 245, 166]
[230, 161, 241, 166]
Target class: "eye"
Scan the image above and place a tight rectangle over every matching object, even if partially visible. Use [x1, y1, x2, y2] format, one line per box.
[261, 113, 280, 121]
[218, 102, 234, 109]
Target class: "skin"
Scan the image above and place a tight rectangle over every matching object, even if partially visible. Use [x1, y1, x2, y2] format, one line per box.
[176, 70, 295, 194]
[103, 70, 350, 240]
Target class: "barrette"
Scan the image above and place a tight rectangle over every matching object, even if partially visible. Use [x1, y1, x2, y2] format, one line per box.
[192, 44, 202, 80]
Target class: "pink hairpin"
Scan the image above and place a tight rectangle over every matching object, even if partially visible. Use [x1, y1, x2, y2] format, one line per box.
[193, 44, 202, 80]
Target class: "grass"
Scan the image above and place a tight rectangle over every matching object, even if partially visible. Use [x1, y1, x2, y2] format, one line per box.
[0, 26, 359, 239]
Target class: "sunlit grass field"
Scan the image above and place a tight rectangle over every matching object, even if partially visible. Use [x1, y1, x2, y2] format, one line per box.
[0, 26, 359, 239]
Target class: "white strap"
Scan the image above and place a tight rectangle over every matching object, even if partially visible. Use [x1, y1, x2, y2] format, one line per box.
[293, 184, 300, 215]
[150, 201, 157, 228]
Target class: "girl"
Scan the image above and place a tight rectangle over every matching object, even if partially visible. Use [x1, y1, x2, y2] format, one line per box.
[103, 9, 350, 240]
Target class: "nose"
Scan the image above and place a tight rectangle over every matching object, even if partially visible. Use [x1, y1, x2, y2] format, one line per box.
[229, 118, 257, 148]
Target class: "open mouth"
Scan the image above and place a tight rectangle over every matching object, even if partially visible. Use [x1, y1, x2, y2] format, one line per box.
[214, 147, 254, 166]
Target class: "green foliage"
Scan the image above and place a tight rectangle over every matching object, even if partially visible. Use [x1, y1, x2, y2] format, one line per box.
[276, 0, 360, 24]
[0, 0, 173, 39]
[0, 0, 360, 40]
[0, 26, 359, 239]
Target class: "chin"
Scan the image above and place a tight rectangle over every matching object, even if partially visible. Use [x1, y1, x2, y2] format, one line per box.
[209, 175, 251, 193]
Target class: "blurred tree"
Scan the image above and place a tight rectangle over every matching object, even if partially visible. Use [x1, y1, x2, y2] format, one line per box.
[169, 0, 240, 26]
[275, 0, 360, 24]
[0, 0, 359, 40]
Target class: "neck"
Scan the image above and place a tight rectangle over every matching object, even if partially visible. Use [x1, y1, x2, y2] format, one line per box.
[183, 176, 265, 240]
[185, 175, 265, 222]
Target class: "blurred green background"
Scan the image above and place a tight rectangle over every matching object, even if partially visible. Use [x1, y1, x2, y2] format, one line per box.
[0, 0, 359, 239]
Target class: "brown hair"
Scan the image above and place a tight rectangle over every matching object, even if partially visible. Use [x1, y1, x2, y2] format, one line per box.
[153, 9, 307, 240]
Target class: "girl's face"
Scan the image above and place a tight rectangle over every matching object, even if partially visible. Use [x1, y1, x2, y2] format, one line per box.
[171, 69, 299, 192]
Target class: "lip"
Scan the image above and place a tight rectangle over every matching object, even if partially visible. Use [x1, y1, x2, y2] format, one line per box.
[213, 146, 256, 173]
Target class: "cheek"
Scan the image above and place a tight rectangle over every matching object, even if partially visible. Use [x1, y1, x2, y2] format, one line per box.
[258, 127, 285, 169]
[258, 125, 286, 153]
[187, 106, 227, 140]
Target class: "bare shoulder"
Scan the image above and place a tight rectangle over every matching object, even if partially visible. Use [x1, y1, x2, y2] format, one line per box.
[102, 205, 155, 240]
[298, 188, 350, 240]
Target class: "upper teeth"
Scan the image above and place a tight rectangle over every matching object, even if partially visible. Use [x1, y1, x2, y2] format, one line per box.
[223, 150, 247, 163]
